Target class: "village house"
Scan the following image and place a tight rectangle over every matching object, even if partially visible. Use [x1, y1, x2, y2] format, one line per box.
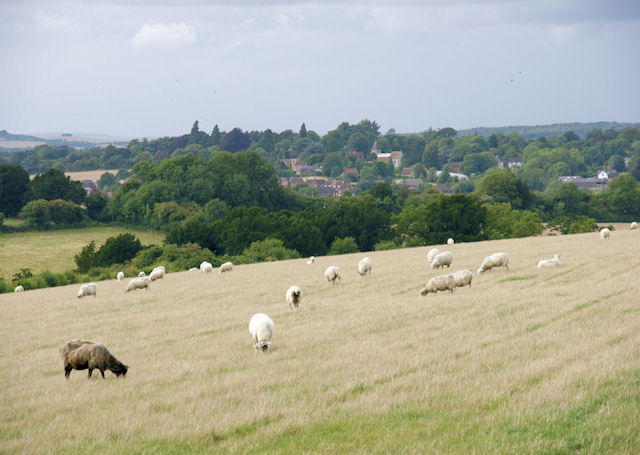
[81, 179, 100, 196]
[342, 168, 359, 178]
[507, 157, 524, 169]
[394, 178, 423, 191]
[401, 167, 413, 177]
[346, 150, 365, 160]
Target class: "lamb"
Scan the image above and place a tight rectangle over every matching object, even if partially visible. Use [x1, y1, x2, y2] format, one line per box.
[447, 238, 455, 245]
[14, 285, 24, 293]
[427, 248, 440, 264]
[358, 257, 373, 276]
[149, 266, 165, 281]
[419, 274, 455, 296]
[117, 271, 124, 281]
[600, 227, 611, 240]
[249, 313, 274, 351]
[77, 283, 97, 299]
[450, 269, 473, 288]
[324, 265, 341, 284]
[286, 285, 302, 309]
[306, 256, 315, 264]
[59, 340, 128, 379]
[219, 262, 233, 273]
[124, 276, 150, 293]
[631, 222, 638, 230]
[200, 261, 213, 273]
[477, 252, 510, 274]
[430, 251, 453, 269]
[538, 254, 561, 268]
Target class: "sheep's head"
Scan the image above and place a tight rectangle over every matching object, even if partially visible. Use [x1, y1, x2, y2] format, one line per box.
[419, 288, 430, 297]
[255, 341, 271, 352]
[477, 268, 484, 275]
[115, 365, 128, 377]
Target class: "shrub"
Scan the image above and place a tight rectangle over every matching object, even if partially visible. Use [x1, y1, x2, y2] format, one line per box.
[40, 270, 58, 287]
[374, 240, 399, 251]
[95, 233, 142, 266]
[0, 277, 9, 294]
[133, 245, 164, 269]
[241, 238, 300, 262]
[74, 241, 97, 273]
[328, 236, 360, 255]
[548, 216, 598, 235]
[12, 268, 33, 282]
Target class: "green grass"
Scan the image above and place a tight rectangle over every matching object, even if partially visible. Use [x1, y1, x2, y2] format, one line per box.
[0, 225, 164, 279]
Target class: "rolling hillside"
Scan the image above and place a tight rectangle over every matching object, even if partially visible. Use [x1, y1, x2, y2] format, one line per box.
[1, 229, 639, 453]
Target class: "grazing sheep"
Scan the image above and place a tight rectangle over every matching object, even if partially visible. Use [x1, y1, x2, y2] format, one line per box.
[419, 274, 455, 296]
[189, 267, 198, 272]
[200, 261, 213, 273]
[477, 252, 510, 275]
[149, 267, 165, 281]
[117, 271, 124, 281]
[249, 313, 274, 351]
[286, 285, 302, 309]
[59, 340, 128, 379]
[324, 266, 341, 284]
[358, 257, 373, 276]
[77, 283, 97, 299]
[631, 221, 638, 230]
[450, 269, 473, 288]
[14, 285, 24, 293]
[430, 251, 453, 269]
[538, 254, 561, 268]
[125, 276, 150, 293]
[600, 227, 611, 240]
[219, 262, 233, 273]
[306, 256, 315, 264]
[138, 271, 146, 277]
[427, 248, 440, 264]
[447, 238, 455, 245]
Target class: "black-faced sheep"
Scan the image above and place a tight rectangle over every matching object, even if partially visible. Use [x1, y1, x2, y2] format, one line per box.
[59, 340, 128, 379]
[286, 285, 302, 309]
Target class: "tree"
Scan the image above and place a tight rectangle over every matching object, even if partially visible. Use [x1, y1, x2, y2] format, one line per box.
[97, 172, 118, 191]
[606, 173, 640, 219]
[412, 163, 426, 178]
[323, 153, 344, 177]
[328, 236, 359, 255]
[437, 127, 457, 138]
[0, 163, 30, 216]
[210, 124, 223, 146]
[608, 154, 626, 172]
[85, 193, 109, 221]
[30, 168, 86, 204]
[18, 199, 51, 228]
[188, 120, 201, 144]
[460, 152, 497, 175]
[422, 143, 440, 169]
[222, 128, 251, 153]
[95, 233, 142, 267]
[477, 170, 532, 210]
[74, 241, 97, 272]
[483, 203, 543, 239]
[242, 238, 300, 262]
[299, 123, 307, 138]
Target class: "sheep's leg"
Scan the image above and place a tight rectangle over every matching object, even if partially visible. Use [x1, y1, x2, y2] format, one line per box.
[88, 369, 93, 378]
[99, 369, 105, 379]
[64, 364, 72, 378]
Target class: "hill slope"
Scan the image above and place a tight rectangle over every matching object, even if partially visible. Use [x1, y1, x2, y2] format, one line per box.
[1, 230, 639, 453]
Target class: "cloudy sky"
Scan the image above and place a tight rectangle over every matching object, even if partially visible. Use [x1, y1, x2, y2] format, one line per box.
[1, 0, 639, 139]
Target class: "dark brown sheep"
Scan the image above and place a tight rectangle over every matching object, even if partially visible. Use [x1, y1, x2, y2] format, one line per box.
[59, 340, 128, 379]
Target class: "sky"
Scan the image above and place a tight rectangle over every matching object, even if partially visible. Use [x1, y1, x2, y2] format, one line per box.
[1, 0, 639, 139]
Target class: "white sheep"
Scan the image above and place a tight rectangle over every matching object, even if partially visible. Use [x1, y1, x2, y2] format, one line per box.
[427, 248, 440, 264]
[447, 238, 455, 245]
[450, 269, 473, 288]
[125, 276, 150, 293]
[219, 262, 233, 273]
[600, 227, 611, 240]
[631, 221, 638, 230]
[477, 252, 510, 275]
[430, 251, 453, 269]
[149, 267, 165, 281]
[324, 266, 341, 284]
[538, 254, 561, 268]
[358, 257, 373, 276]
[249, 313, 274, 351]
[117, 271, 124, 281]
[77, 283, 97, 299]
[419, 274, 455, 296]
[200, 261, 213, 273]
[189, 267, 198, 272]
[306, 256, 315, 264]
[138, 271, 146, 277]
[14, 285, 24, 293]
[286, 285, 302, 309]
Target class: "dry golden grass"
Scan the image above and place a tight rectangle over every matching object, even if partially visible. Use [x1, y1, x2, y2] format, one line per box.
[1, 228, 639, 453]
[63, 170, 119, 183]
[0, 226, 164, 279]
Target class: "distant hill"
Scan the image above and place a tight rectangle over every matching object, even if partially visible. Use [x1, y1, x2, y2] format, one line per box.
[0, 130, 130, 151]
[457, 121, 640, 139]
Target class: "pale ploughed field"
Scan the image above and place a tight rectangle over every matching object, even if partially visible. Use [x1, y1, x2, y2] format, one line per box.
[1, 227, 639, 453]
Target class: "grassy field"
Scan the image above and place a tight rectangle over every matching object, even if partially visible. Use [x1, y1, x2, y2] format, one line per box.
[0, 226, 164, 279]
[1, 228, 639, 453]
